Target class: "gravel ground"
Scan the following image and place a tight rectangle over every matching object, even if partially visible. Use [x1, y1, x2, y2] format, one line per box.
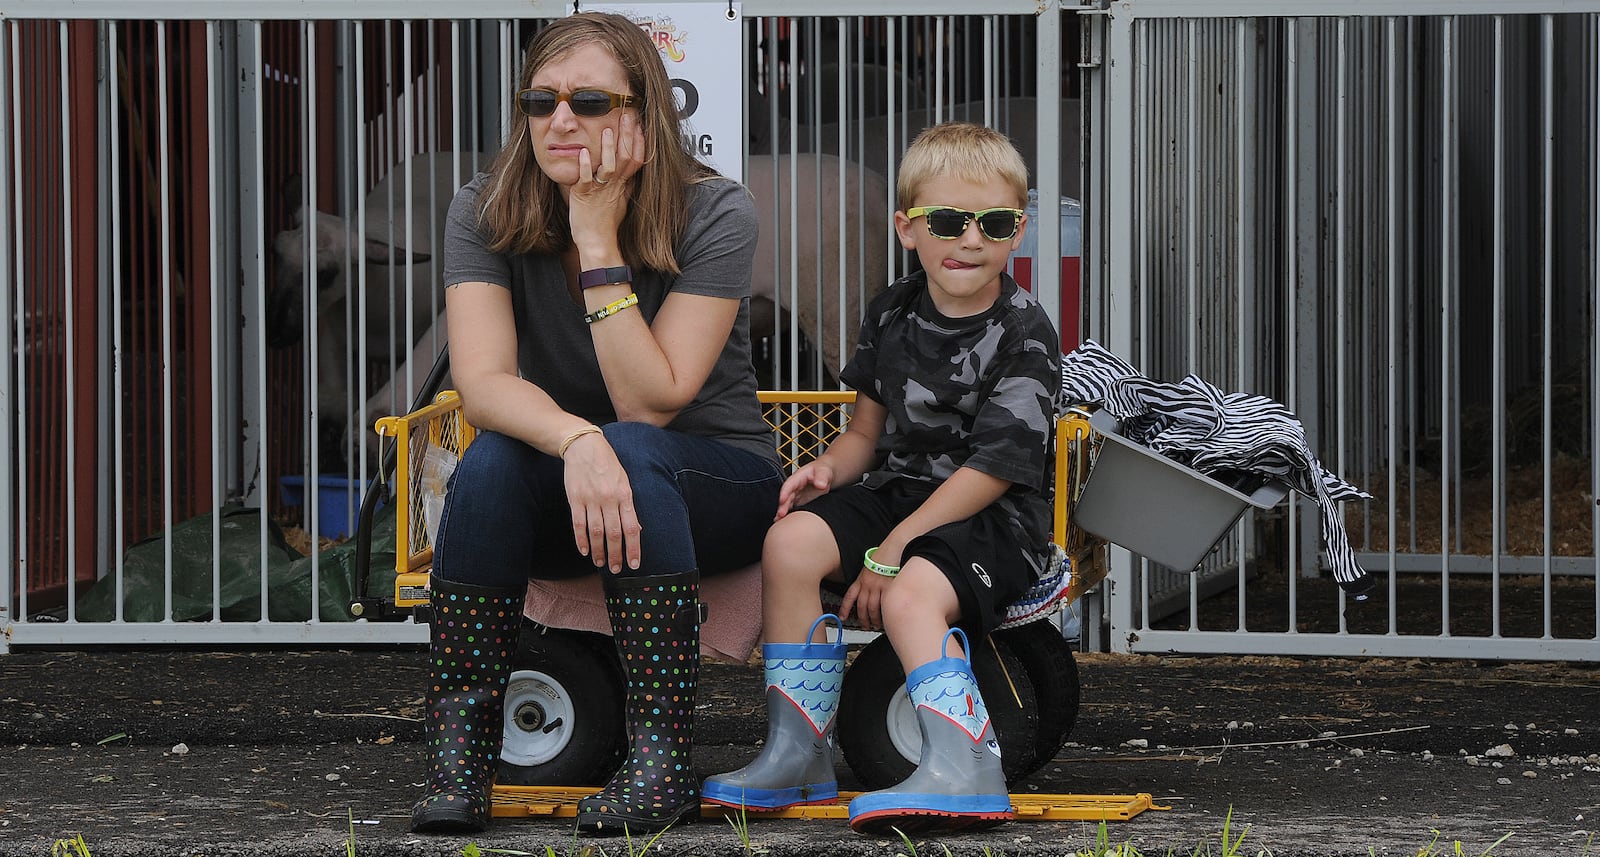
[2, 647, 1597, 857]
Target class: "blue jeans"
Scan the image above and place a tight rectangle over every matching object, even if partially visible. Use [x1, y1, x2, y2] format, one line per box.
[432, 422, 783, 589]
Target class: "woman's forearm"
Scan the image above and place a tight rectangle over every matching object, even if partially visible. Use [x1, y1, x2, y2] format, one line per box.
[583, 288, 740, 424]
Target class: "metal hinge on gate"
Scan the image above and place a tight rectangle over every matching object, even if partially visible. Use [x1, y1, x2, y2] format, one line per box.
[1069, 0, 1109, 69]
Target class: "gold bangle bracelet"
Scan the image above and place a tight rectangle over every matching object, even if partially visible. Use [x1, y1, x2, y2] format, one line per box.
[583, 292, 639, 324]
[557, 425, 603, 458]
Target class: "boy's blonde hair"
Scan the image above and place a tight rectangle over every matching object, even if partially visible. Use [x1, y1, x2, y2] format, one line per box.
[895, 122, 1030, 212]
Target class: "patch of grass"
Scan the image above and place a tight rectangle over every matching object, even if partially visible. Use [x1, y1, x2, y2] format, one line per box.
[722, 804, 768, 856]
[1397, 829, 1514, 857]
[50, 835, 92, 857]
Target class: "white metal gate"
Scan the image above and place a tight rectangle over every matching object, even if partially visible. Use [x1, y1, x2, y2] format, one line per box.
[1080, 1, 1600, 660]
[5, 0, 1595, 663]
[0, 2, 1069, 650]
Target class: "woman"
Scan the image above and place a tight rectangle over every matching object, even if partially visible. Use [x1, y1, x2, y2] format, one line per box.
[410, 12, 781, 837]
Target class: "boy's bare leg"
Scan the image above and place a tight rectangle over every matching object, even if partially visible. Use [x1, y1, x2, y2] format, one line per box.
[761, 511, 844, 643]
[881, 560, 965, 674]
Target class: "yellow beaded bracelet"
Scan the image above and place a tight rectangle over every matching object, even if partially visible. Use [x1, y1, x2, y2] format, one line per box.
[863, 547, 900, 577]
[584, 292, 639, 324]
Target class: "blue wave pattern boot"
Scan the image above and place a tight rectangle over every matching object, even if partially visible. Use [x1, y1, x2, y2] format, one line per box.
[703, 614, 846, 810]
[577, 571, 701, 835]
[848, 627, 1013, 835]
[410, 578, 524, 833]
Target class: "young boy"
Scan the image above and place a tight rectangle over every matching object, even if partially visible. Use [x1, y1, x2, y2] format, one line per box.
[703, 122, 1060, 834]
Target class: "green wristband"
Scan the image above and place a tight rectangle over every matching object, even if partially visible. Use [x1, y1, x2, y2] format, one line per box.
[863, 547, 900, 578]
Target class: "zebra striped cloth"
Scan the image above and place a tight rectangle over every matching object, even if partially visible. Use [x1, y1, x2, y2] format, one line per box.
[1062, 340, 1374, 599]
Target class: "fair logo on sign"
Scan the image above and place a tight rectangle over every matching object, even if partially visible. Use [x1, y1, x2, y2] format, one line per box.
[636, 17, 688, 63]
[634, 15, 711, 157]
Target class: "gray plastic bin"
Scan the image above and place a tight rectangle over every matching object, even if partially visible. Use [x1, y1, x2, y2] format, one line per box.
[1072, 410, 1289, 570]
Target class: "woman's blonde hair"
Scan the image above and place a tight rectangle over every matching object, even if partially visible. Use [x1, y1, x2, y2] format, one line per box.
[477, 12, 714, 272]
[895, 122, 1030, 212]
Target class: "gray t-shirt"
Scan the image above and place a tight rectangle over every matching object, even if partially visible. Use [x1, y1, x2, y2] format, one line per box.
[442, 174, 777, 464]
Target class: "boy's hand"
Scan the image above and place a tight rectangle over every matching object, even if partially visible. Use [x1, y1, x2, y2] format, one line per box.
[775, 461, 835, 519]
[839, 568, 894, 632]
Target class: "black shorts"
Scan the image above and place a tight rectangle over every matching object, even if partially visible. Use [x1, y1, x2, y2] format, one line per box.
[796, 479, 1034, 636]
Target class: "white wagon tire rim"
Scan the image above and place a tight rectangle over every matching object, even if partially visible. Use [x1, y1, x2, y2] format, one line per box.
[500, 668, 578, 767]
[884, 682, 921, 764]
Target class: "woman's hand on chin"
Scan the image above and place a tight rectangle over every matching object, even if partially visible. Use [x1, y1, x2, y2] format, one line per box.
[568, 112, 648, 251]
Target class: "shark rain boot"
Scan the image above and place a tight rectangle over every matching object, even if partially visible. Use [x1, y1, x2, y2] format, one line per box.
[576, 571, 702, 835]
[847, 627, 1013, 835]
[703, 614, 847, 810]
[411, 577, 524, 833]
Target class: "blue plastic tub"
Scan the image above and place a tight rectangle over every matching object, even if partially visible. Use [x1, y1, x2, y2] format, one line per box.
[278, 475, 371, 540]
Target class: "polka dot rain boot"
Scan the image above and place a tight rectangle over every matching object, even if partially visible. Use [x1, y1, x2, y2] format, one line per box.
[576, 571, 701, 835]
[702, 613, 847, 810]
[410, 577, 524, 833]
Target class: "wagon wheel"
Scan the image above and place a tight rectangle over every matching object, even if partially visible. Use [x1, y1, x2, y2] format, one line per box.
[836, 633, 1040, 789]
[496, 621, 628, 786]
[993, 619, 1080, 780]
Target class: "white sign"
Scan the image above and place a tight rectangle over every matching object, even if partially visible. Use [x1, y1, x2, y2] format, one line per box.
[576, 3, 744, 184]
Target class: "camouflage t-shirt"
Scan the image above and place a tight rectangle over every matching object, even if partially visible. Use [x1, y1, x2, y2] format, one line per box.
[840, 270, 1061, 565]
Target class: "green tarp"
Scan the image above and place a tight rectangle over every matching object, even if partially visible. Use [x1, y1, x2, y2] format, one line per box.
[63, 505, 398, 623]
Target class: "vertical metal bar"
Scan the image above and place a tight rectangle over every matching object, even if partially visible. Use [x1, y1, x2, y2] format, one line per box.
[1292, 20, 1321, 584]
[1335, 17, 1350, 630]
[343, 21, 367, 496]
[886, 17, 897, 287]
[1035, 5, 1062, 336]
[1235, 17, 1248, 633]
[1439, 15, 1456, 637]
[401, 21, 416, 459]
[1285, 18, 1300, 631]
[809, 18, 822, 385]
[356, 20, 369, 499]
[855, 16, 866, 346]
[1385, 16, 1399, 634]
[1491, 15, 1505, 638]
[207, 19, 223, 622]
[1134, 18, 1148, 371]
[60, 21, 77, 622]
[249, 20, 271, 621]
[1184, 17, 1200, 628]
[765, 18, 781, 387]
[156, 22, 175, 619]
[1593, 12, 1600, 641]
[301, 20, 320, 563]
[1405, 17, 1418, 555]
[787, 17, 798, 386]
[837, 17, 847, 379]
[310, 19, 325, 619]
[9, 19, 24, 627]
[107, 21, 126, 622]
[1539, 13, 1554, 639]
[1185, 19, 1197, 375]
[1591, 10, 1600, 641]
[934, 16, 944, 126]
[500, 21, 513, 149]
[451, 20, 462, 223]
[983, 16, 994, 128]
[0, 21, 14, 645]
[1102, 8, 1138, 650]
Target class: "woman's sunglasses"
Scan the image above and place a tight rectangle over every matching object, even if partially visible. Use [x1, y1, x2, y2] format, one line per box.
[517, 88, 635, 118]
[906, 205, 1025, 241]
